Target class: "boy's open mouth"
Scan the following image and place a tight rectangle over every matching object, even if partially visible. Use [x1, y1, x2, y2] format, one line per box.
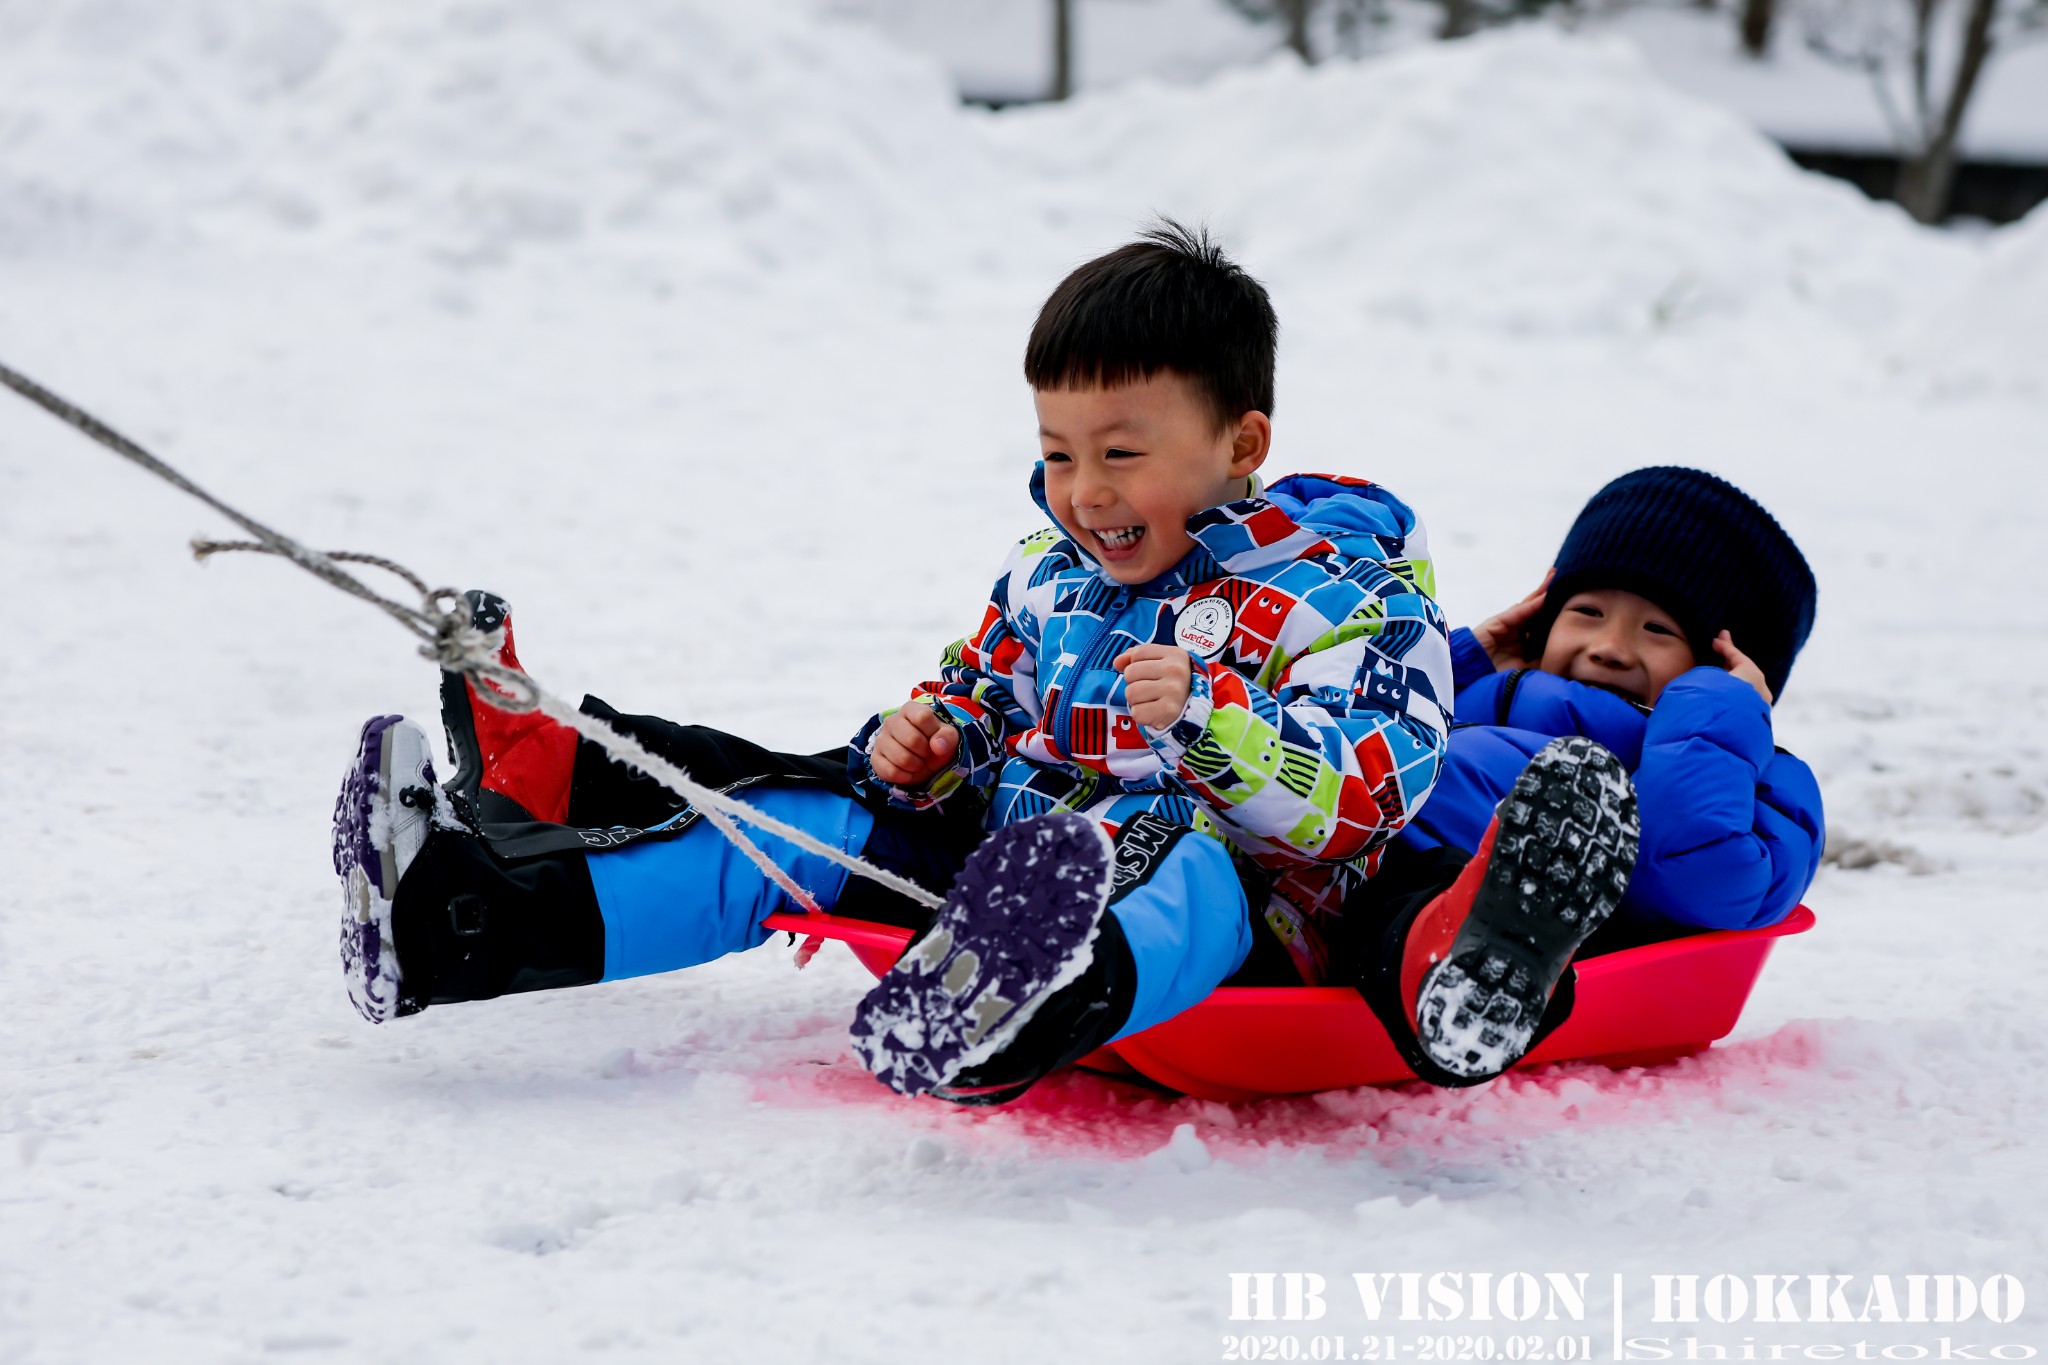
[1090, 525, 1146, 560]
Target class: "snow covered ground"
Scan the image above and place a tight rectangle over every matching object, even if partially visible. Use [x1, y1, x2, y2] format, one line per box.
[2, 3, 2045, 1361]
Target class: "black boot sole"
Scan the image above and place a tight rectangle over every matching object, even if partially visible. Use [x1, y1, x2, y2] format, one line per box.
[849, 813, 1113, 1097]
[1414, 735, 1640, 1081]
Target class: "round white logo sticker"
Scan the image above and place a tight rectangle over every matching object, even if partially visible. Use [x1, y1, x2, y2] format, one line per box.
[1173, 595, 1235, 660]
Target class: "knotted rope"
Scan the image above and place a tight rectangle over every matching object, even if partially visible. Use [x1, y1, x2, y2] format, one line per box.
[0, 360, 946, 943]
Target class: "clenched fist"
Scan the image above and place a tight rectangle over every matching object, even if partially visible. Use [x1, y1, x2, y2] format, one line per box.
[868, 702, 960, 787]
[1115, 643, 1194, 730]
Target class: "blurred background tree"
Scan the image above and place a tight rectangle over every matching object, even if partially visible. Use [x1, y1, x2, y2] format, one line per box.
[1220, 0, 1581, 61]
[1052, 0, 1074, 96]
[1433, 0, 1581, 40]
[1219, 0, 1382, 63]
[1801, 0, 2048, 221]
[1739, 0, 1778, 56]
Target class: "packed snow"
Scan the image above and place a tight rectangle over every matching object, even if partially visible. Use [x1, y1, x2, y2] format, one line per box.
[1, 2, 2043, 1361]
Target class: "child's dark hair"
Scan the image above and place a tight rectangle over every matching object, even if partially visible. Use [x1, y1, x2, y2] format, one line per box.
[1024, 218, 1277, 430]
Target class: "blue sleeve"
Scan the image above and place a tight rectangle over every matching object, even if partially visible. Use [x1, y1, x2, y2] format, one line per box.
[1624, 668, 1825, 931]
[1448, 627, 1496, 696]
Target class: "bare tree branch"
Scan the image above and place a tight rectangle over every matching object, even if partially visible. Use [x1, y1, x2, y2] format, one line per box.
[1051, 0, 1073, 101]
[1910, 0, 1935, 135]
[1933, 0, 1999, 155]
[1804, 1, 1924, 153]
[2008, 0, 2048, 35]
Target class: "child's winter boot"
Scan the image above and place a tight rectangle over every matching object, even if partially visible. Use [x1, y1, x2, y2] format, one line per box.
[920, 912, 1139, 1106]
[1369, 735, 1640, 1086]
[439, 590, 579, 826]
[333, 715, 445, 1023]
[334, 714, 606, 1022]
[849, 812, 1115, 1097]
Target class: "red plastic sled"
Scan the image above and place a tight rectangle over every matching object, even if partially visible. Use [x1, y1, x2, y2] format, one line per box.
[763, 904, 1815, 1101]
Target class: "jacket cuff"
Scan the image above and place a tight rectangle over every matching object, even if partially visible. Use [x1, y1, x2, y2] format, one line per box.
[1647, 667, 1776, 772]
[1449, 626, 1497, 694]
[1142, 662, 1215, 768]
[851, 706, 966, 811]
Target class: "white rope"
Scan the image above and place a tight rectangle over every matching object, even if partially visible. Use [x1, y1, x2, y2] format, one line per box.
[0, 359, 946, 918]
[530, 691, 942, 912]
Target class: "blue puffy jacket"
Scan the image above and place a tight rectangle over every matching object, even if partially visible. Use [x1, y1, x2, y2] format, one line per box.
[1398, 628, 1824, 931]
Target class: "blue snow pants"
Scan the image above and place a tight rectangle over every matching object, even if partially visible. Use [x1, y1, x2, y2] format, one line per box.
[581, 789, 1252, 1041]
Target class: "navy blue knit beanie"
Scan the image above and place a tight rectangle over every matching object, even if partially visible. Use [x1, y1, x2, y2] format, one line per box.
[1529, 467, 1817, 698]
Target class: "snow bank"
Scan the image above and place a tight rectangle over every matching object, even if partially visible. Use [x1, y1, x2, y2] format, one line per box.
[985, 29, 1964, 337]
[0, 0, 989, 288]
[1900, 203, 2048, 397]
[2, 7, 1975, 339]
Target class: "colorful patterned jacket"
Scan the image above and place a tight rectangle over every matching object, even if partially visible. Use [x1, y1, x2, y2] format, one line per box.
[851, 468, 1454, 982]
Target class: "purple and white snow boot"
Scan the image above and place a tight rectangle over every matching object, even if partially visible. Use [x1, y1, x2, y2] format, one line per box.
[333, 715, 442, 1023]
[849, 811, 1114, 1097]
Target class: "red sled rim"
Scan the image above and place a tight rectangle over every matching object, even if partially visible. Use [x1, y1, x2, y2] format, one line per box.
[764, 904, 1816, 1100]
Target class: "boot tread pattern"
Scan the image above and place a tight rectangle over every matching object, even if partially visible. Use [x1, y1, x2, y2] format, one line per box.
[1416, 735, 1640, 1080]
[848, 813, 1112, 1096]
[333, 716, 437, 1024]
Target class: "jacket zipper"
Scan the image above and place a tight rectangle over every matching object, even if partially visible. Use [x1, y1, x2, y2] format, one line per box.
[1053, 587, 1132, 757]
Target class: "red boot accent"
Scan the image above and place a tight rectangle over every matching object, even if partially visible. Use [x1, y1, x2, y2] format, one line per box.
[469, 615, 578, 825]
[1398, 820, 1502, 1022]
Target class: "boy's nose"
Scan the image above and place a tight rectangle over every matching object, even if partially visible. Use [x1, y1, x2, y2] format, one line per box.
[1072, 467, 1115, 509]
[1587, 629, 1638, 669]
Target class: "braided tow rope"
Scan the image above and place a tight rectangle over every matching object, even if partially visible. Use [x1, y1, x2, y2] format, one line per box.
[0, 360, 947, 941]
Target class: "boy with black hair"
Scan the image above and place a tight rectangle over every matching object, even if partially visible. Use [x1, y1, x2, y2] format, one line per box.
[333, 221, 1642, 1101]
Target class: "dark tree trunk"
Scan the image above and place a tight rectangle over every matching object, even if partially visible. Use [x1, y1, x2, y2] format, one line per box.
[1280, 0, 1315, 63]
[1738, 0, 1776, 57]
[1896, 0, 2000, 223]
[1051, 0, 1074, 100]
[1439, 0, 1477, 39]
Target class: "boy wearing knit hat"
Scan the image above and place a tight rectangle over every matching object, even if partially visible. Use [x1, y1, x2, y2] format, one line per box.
[1344, 467, 1825, 1083]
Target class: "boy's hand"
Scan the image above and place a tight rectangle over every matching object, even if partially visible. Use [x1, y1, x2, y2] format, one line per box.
[870, 703, 959, 787]
[1471, 569, 1554, 672]
[1115, 644, 1195, 730]
[1712, 630, 1774, 705]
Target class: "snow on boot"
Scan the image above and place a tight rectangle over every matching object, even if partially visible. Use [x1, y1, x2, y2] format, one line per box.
[849, 812, 1114, 1097]
[1405, 735, 1639, 1082]
[333, 715, 442, 1023]
[439, 590, 578, 825]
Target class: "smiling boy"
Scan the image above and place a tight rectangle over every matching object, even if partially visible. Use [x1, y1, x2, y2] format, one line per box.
[842, 223, 1641, 1097]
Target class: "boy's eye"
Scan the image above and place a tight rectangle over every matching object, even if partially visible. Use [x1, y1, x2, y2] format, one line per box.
[1105, 447, 1143, 459]
[1044, 450, 1072, 463]
[1569, 605, 1602, 619]
[1644, 622, 1680, 638]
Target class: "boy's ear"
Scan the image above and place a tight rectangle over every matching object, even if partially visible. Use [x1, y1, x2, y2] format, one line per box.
[1228, 410, 1273, 479]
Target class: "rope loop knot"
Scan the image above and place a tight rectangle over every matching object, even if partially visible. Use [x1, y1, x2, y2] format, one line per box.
[423, 595, 539, 713]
